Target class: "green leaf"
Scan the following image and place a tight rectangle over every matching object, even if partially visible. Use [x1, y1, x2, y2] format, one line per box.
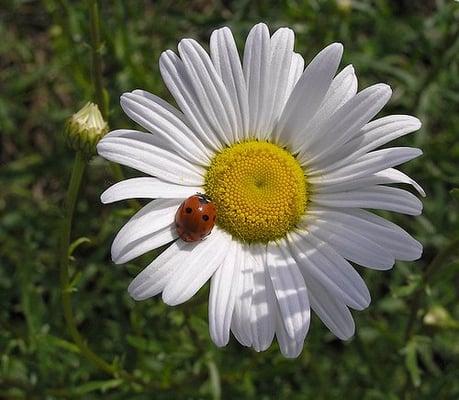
[43, 334, 81, 354]
[404, 339, 422, 387]
[68, 237, 91, 256]
[126, 335, 162, 353]
[416, 337, 440, 376]
[392, 275, 422, 298]
[68, 271, 82, 292]
[70, 379, 124, 395]
[207, 360, 221, 400]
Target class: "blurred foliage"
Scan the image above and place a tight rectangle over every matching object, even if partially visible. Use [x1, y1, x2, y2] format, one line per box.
[1, 0, 459, 399]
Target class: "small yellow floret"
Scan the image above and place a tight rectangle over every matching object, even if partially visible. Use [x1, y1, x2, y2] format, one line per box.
[205, 141, 308, 243]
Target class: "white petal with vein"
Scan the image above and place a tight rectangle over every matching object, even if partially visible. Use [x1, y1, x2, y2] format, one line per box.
[159, 50, 223, 152]
[300, 84, 392, 167]
[289, 231, 371, 309]
[249, 244, 276, 351]
[314, 168, 425, 197]
[274, 43, 343, 147]
[162, 229, 230, 306]
[120, 91, 210, 165]
[128, 240, 185, 300]
[312, 186, 423, 215]
[101, 177, 201, 203]
[97, 130, 205, 186]
[210, 27, 249, 141]
[209, 240, 241, 347]
[243, 23, 271, 138]
[267, 240, 310, 339]
[178, 38, 238, 145]
[231, 245, 255, 346]
[111, 199, 181, 264]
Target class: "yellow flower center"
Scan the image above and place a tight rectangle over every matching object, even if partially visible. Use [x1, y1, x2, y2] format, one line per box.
[205, 140, 308, 243]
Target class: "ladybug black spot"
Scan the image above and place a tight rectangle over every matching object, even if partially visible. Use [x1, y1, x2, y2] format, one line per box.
[202, 214, 209, 221]
[175, 223, 180, 228]
[185, 207, 192, 213]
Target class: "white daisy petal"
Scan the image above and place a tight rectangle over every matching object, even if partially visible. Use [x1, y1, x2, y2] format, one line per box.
[243, 23, 271, 138]
[114, 225, 176, 266]
[333, 208, 423, 261]
[273, 43, 343, 147]
[210, 27, 249, 141]
[350, 115, 422, 158]
[299, 213, 394, 270]
[159, 50, 222, 152]
[266, 240, 310, 340]
[275, 306, 305, 358]
[313, 115, 422, 172]
[282, 64, 356, 156]
[178, 38, 238, 145]
[97, 130, 205, 186]
[307, 278, 355, 340]
[162, 228, 230, 306]
[265, 269, 308, 358]
[312, 185, 423, 215]
[289, 237, 355, 339]
[309, 147, 422, 186]
[375, 168, 425, 197]
[131, 89, 188, 122]
[300, 83, 392, 167]
[265, 27, 295, 133]
[322, 64, 358, 111]
[231, 244, 255, 347]
[101, 177, 201, 203]
[282, 53, 304, 109]
[209, 240, 241, 347]
[307, 64, 358, 133]
[111, 199, 181, 264]
[128, 240, 185, 301]
[289, 231, 371, 309]
[120, 91, 210, 165]
[249, 244, 276, 352]
[314, 167, 425, 197]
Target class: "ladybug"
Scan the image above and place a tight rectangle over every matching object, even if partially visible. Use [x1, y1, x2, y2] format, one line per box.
[175, 194, 217, 242]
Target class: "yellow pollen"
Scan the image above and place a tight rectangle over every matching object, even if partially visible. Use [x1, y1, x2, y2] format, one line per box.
[204, 140, 308, 243]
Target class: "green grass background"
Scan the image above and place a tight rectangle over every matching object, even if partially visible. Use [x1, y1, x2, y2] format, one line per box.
[1, 0, 459, 398]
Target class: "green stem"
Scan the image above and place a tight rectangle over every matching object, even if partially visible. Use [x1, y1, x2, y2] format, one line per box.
[88, 0, 141, 211]
[59, 152, 112, 373]
[56, 2, 145, 384]
[88, 0, 106, 118]
[59, 152, 144, 384]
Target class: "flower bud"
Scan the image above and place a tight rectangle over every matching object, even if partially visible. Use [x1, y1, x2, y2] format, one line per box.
[336, 0, 352, 14]
[64, 102, 108, 156]
[423, 305, 459, 329]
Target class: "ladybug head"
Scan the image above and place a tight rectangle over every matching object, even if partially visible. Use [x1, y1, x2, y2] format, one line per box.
[196, 193, 212, 204]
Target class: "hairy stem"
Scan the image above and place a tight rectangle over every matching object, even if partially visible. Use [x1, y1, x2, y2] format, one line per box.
[59, 153, 145, 384]
[57, 1, 142, 384]
[59, 152, 115, 374]
[88, 0, 106, 118]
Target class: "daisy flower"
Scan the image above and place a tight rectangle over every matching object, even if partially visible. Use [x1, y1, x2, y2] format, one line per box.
[97, 23, 424, 358]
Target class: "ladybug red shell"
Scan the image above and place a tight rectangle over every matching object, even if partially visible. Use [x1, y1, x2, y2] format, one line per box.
[175, 194, 217, 242]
